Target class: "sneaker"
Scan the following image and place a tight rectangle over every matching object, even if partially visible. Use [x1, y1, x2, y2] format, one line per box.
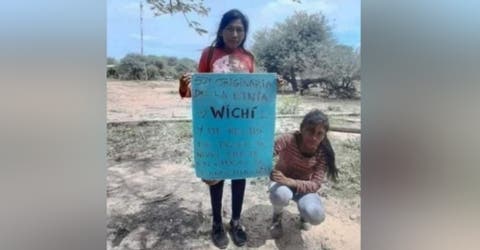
[270, 212, 283, 239]
[299, 217, 311, 231]
[229, 220, 247, 246]
[211, 223, 229, 249]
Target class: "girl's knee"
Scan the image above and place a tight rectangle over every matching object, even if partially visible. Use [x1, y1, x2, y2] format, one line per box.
[269, 186, 292, 206]
[310, 209, 325, 225]
[304, 207, 325, 225]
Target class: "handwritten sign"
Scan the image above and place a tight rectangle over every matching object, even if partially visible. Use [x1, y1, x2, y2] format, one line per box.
[191, 73, 277, 179]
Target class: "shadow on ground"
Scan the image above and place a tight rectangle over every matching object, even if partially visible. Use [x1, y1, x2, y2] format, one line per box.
[108, 194, 212, 249]
[243, 204, 305, 249]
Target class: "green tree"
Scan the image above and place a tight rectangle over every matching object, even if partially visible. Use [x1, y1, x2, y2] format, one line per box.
[301, 44, 360, 98]
[252, 11, 333, 92]
[252, 11, 360, 98]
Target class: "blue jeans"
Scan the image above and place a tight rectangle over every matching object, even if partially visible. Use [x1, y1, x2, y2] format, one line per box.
[269, 182, 325, 225]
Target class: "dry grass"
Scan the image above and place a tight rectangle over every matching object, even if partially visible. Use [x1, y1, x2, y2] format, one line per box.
[107, 119, 360, 200]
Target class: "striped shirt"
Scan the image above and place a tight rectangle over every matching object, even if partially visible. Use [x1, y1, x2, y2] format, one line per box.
[273, 132, 327, 193]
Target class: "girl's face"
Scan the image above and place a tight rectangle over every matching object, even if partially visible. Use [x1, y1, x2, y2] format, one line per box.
[300, 124, 326, 152]
[221, 19, 245, 50]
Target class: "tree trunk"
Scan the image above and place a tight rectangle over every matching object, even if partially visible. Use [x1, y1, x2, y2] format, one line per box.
[290, 67, 299, 92]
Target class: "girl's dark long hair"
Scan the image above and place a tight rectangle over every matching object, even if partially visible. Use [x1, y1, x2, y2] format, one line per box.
[301, 109, 339, 182]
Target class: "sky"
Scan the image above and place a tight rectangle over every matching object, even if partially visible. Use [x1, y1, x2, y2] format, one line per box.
[107, 0, 360, 60]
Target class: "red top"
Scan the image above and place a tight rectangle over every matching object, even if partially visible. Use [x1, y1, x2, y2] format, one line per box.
[179, 47, 255, 97]
[274, 132, 327, 193]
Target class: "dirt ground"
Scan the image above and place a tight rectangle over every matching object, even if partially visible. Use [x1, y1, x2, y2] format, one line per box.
[107, 80, 361, 250]
[107, 80, 192, 122]
[106, 80, 360, 123]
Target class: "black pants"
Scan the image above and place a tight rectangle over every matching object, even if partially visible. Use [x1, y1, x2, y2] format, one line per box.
[209, 179, 246, 224]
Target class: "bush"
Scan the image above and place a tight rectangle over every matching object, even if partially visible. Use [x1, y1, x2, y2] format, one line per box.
[117, 54, 147, 80]
[113, 54, 198, 81]
[146, 65, 159, 80]
[146, 55, 165, 70]
[107, 66, 118, 79]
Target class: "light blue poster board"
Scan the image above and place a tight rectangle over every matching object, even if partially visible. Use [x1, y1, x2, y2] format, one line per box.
[191, 73, 277, 179]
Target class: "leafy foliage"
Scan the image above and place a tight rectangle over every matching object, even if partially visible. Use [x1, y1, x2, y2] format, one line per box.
[117, 54, 147, 80]
[112, 53, 197, 81]
[146, 0, 210, 35]
[252, 11, 360, 99]
[146, 0, 302, 35]
[302, 45, 360, 98]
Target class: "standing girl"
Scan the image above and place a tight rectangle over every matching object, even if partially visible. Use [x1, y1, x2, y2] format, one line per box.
[178, 9, 253, 249]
